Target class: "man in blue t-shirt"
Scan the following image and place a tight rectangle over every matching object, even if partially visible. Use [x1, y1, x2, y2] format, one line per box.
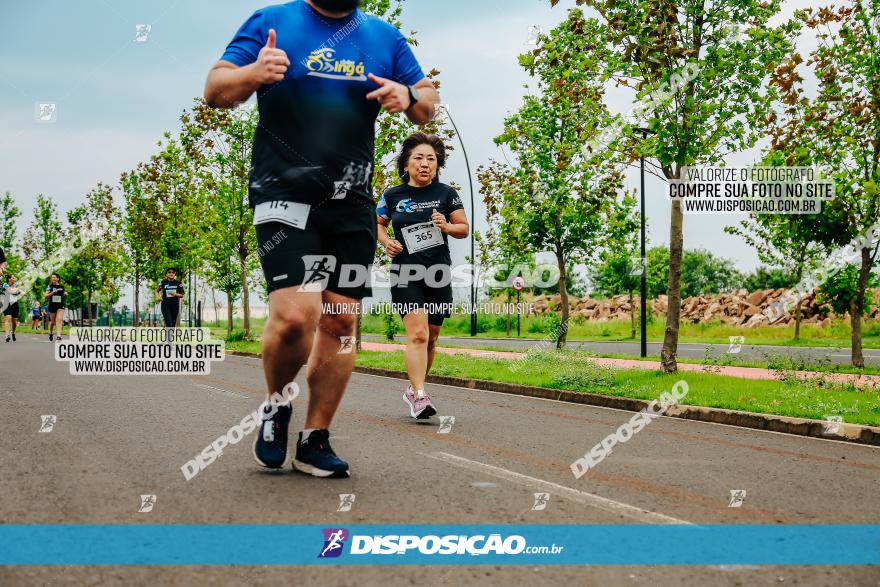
[204, 0, 439, 479]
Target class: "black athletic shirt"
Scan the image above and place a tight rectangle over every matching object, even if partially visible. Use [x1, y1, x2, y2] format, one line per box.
[377, 182, 464, 267]
[46, 285, 66, 311]
[220, 1, 426, 207]
[158, 280, 184, 306]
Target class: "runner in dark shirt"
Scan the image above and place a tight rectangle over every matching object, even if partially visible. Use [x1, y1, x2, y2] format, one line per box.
[155, 268, 185, 328]
[204, 0, 440, 478]
[43, 273, 68, 342]
[377, 133, 469, 420]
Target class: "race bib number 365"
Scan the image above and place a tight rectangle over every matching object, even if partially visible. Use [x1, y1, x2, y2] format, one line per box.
[253, 201, 311, 230]
[52, 296, 61, 303]
[402, 222, 443, 254]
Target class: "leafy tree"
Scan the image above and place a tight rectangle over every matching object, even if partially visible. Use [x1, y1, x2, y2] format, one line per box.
[481, 10, 629, 348]
[726, 210, 824, 338]
[0, 192, 20, 251]
[65, 183, 125, 324]
[121, 169, 165, 326]
[817, 264, 879, 319]
[555, 0, 798, 371]
[139, 135, 205, 327]
[180, 100, 258, 336]
[643, 246, 741, 300]
[741, 266, 797, 292]
[590, 194, 642, 337]
[0, 192, 24, 277]
[768, 0, 880, 367]
[22, 194, 63, 268]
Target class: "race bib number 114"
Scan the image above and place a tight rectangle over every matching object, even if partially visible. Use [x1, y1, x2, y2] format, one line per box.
[253, 201, 311, 230]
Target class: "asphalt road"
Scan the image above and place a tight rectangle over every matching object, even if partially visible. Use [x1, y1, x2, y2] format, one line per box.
[362, 334, 880, 366]
[1, 332, 879, 586]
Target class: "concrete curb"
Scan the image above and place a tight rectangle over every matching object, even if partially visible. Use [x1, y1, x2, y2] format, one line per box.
[227, 350, 880, 447]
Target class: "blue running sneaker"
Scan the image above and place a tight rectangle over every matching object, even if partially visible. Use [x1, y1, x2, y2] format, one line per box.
[253, 401, 291, 469]
[293, 430, 350, 478]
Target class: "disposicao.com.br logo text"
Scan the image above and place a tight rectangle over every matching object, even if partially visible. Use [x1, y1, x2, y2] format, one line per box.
[320, 529, 564, 557]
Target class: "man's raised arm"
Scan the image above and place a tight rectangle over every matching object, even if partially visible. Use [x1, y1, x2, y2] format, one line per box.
[204, 28, 289, 109]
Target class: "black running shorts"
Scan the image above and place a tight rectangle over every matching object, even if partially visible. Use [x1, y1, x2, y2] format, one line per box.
[390, 275, 453, 326]
[255, 200, 377, 301]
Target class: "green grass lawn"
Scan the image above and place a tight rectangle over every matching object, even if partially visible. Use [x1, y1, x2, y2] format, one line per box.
[208, 312, 880, 350]
[354, 349, 880, 427]
[222, 337, 880, 426]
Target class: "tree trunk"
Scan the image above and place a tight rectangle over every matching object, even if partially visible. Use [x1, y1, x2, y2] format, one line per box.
[240, 253, 250, 339]
[629, 290, 636, 339]
[87, 291, 93, 323]
[555, 245, 569, 349]
[661, 199, 684, 373]
[793, 264, 803, 340]
[210, 288, 219, 329]
[134, 267, 141, 327]
[851, 247, 872, 369]
[225, 290, 234, 332]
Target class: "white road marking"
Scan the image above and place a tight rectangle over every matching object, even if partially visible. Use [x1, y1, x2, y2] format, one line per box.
[193, 383, 249, 399]
[424, 451, 691, 525]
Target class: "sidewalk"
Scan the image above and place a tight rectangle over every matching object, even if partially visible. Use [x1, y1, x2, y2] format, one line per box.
[361, 342, 880, 389]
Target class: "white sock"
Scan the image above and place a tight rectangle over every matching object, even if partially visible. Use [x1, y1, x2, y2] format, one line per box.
[301, 428, 318, 444]
[416, 389, 425, 399]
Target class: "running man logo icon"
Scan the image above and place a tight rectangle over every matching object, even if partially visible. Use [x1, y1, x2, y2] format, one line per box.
[437, 416, 455, 434]
[728, 490, 746, 508]
[39, 415, 57, 433]
[526, 25, 543, 45]
[298, 255, 337, 292]
[134, 24, 151, 42]
[532, 492, 550, 511]
[629, 256, 646, 277]
[319, 528, 349, 558]
[728, 336, 745, 354]
[332, 181, 351, 200]
[338, 336, 354, 355]
[35, 102, 57, 123]
[822, 415, 844, 435]
[138, 495, 156, 513]
[337, 494, 356, 512]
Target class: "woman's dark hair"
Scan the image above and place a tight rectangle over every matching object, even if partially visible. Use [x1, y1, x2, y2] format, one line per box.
[397, 133, 446, 183]
[6, 274, 13, 284]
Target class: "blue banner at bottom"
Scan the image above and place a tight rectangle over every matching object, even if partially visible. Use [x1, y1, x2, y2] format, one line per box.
[0, 525, 877, 565]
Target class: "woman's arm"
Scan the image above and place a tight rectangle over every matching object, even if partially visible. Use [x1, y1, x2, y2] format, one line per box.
[377, 217, 403, 257]
[432, 209, 470, 240]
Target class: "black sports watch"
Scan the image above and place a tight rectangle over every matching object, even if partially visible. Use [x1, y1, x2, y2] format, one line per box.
[407, 85, 421, 110]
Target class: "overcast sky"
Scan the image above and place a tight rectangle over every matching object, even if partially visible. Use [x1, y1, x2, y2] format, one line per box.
[0, 0, 820, 286]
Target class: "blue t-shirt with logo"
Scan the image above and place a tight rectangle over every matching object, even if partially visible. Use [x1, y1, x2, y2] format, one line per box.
[377, 181, 464, 267]
[221, 1, 426, 207]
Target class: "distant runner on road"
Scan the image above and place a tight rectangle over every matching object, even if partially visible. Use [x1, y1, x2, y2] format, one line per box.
[204, 0, 439, 478]
[155, 268, 185, 329]
[44, 274, 68, 342]
[30, 301, 43, 331]
[3, 274, 22, 343]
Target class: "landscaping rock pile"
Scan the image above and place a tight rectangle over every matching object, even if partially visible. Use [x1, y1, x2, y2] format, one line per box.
[529, 289, 880, 327]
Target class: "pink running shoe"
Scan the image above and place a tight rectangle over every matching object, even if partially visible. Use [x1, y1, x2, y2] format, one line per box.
[412, 389, 437, 420]
[402, 385, 437, 419]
